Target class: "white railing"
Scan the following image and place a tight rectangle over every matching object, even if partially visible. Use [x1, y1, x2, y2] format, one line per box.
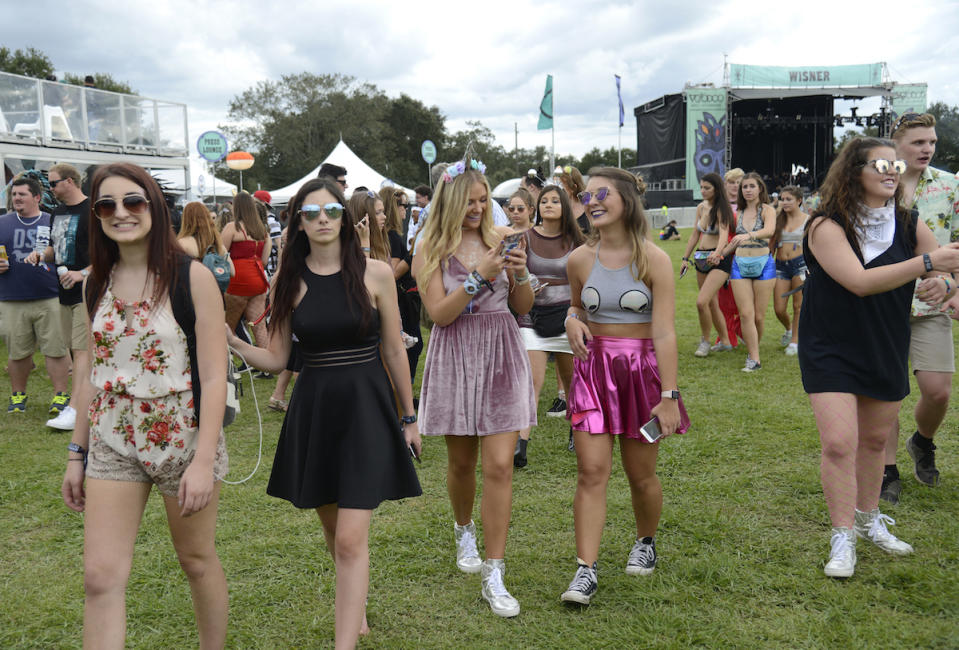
[0, 70, 187, 156]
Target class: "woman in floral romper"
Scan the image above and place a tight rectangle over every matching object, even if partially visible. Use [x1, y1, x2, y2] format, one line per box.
[61, 163, 230, 649]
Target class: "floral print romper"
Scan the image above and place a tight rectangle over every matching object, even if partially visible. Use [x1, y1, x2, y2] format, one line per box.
[85, 279, 228, 496]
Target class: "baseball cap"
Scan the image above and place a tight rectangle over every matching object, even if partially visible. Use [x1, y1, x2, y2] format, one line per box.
[253, 190, 272, 204]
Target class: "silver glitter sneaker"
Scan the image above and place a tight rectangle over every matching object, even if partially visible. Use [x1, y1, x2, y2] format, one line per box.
[481, 559, 520, 617]
[854, 508, 914, 555]
[454, 521, 483, 573]
[824, 527, 856, 578]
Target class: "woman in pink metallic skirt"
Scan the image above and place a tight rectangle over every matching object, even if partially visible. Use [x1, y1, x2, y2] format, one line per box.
[559, 167, 690, 606]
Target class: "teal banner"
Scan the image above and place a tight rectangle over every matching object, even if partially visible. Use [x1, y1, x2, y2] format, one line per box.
[890, 83, 928, 120]
[685, 87, 727, 198]
[729, 63, 882, 88]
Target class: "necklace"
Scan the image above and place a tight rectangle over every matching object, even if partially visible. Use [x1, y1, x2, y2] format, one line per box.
[16, 213, 42, 227]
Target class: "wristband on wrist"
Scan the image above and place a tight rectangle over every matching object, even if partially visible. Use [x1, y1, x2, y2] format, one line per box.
[514, 272, 530, 285]
[470, 270, 494, 292]
[362, 247, 371, 254]
[564, 313, 582, 327]
[942, 277, 952, 293]
[463, 273, 481, 295]
[923, 253, 933, 273]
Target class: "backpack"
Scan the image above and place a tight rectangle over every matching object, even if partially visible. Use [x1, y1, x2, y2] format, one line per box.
[202, 245, 232, 293]
[86, 255, 239, 427]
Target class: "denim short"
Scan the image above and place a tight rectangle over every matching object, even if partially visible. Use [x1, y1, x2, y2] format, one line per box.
[730, 254, 775, 280]
[775, 255, 807, 280]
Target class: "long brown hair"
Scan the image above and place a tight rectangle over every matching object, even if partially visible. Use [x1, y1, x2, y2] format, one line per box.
[585, 167, 651, 282]
[178, 201, 225, 256]
[808, 137, 910, 258]
[700, 172, 734, 232]
[736, 172, 770, 212]
[535, 185, 585, 248]
[231, 191, 268, 241]
[268, 178, 372, 334]
[381, 187, 406, 234]
[86, 163, 181, 318]
[348, 191, 390, 262]
[771, 186, 803, 250]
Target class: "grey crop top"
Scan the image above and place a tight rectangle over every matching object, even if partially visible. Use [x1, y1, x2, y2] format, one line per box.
[778, 216, 808, 247]
[580, 245, 653, 324]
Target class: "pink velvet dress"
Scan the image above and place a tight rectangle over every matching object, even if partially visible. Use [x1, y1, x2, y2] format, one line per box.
[419, 257, 536, 436]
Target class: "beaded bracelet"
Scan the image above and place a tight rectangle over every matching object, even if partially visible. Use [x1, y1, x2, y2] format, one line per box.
[944, 277, 953, 294]
[514, 272, 531, 285]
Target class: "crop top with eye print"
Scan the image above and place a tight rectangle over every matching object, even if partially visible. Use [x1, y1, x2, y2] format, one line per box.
[580, 245, 653, 324]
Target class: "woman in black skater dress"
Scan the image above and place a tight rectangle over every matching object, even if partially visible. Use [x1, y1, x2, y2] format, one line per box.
[227, 177, 421, 649]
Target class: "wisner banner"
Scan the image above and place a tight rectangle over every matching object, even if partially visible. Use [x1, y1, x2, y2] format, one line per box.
[729, 63, 883, 88]
[685, 87, 727, 199]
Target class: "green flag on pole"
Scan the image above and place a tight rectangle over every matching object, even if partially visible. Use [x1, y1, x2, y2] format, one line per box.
[537, 75, 553, 130]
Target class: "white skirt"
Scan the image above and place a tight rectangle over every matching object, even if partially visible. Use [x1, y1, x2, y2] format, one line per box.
[520, 325, 573, 354]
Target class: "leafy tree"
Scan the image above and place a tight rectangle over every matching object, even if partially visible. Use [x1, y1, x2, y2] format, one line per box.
[63, 72, 136, 95]
[215, 73, 447, 191]
[576, 146, 637, 172]
[0, 47, 54, 78]
[928, 101, 959, 172]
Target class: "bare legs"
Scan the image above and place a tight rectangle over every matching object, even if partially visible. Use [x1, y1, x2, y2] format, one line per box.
[695, 270, 731, 345]
[224, 293, 268, 346]
[884, 369, 952, 463]
[8, 354, 70, 394]
[810, 393, 900, 527]
[316, 505, 373, 650]
[731, 278, 775, 363]
[773, 276, 803, 345]
[445, 432, 518, 558]
[82, 479, 226, 650]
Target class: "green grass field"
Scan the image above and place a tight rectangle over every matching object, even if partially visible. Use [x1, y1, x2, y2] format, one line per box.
[1, 230, 957, 648]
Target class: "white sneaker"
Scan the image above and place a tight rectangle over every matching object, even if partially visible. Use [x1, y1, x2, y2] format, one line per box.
[454, 521, 483, 573]
[481, 559, 520, 617]
[780, 329, 792, 347]
[694, 339, 710, 358]
[784, 343, 798, 356]
[854, 508, 914, 555]
[824, 527, 856, 578]
[742, 357, 761, 372]
[46, 405, 76, 430]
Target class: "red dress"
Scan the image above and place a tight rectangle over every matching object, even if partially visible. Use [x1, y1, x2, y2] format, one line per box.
[227, 239, 268, 297]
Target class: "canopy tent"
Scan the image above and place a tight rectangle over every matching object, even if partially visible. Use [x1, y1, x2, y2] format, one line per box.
[268, 139, 412, 205]
[151, 168, 237, 200]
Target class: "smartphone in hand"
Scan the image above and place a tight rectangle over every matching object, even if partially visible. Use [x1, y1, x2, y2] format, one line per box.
[640, 417, 663, 443]
[502, 232, 524, 256]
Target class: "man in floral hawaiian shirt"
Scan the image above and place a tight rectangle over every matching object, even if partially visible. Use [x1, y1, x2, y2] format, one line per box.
[881, 112, 959, 503]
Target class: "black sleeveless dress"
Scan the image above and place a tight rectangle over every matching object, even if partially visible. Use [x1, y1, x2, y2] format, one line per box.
[266, 269, 422, 509]
[798, 213, 917, 402]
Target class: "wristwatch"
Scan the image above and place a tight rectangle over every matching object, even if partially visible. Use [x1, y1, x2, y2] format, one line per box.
[400, 414, 417, 425]
[922, 253, 933, 273]
[661, 390, 680, 400]
[80, 268, 90, 278]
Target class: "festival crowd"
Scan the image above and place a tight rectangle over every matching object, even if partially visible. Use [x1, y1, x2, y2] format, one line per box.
[0, 112, 957, 649]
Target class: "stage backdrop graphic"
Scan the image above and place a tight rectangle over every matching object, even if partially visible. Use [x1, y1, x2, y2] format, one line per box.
[729, 63, 883, 88]
[890, 83, 928, 121]
[685, 87, 727, 199]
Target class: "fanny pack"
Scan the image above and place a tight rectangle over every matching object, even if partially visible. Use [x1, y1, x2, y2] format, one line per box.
[529, 303, 569, 338]
[736, 254, 769, 279]
[693, 250, 714, 273]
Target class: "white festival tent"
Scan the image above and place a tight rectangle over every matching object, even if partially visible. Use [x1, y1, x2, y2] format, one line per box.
[268, 139, 413, 205]
[152, 168, 237, 201]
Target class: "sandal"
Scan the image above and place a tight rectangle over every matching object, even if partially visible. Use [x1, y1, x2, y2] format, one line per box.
[268, 397, 288, 412]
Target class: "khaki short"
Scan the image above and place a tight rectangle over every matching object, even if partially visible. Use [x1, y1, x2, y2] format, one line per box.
[60, 302, 87, 351]
[910, 312, 955, 373]
[2, 297, 68, 360]
[86, 431, 229, 498]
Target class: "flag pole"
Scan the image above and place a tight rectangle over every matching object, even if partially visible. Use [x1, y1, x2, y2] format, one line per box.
[618, 126, 622, 168]
[550, 123, 555, 176]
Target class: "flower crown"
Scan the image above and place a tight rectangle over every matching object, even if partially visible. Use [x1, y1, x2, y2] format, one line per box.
[442, 159, 487, 183]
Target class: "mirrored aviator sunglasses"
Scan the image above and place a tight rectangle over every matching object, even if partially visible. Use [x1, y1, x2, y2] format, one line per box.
[577, 187, 609, 206]
[93, 195, 150, 219]
[299, 202, 345, 221]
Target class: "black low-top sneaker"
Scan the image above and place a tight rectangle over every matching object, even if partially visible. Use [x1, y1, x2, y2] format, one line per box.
[546, 397, 567, 418]
[907, 434, 940, 487]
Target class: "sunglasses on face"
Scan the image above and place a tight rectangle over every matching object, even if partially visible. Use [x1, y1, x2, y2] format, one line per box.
[299, 203, 344, 221]
[577, 187, 610, 206]
[507, 205, 527, 213]
[93, 195, 150, 219]
[862, 159, 907, 175]
[49, 178, 64, 188]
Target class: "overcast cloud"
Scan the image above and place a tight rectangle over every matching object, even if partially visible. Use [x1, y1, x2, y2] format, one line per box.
[6, 0, 959, 178]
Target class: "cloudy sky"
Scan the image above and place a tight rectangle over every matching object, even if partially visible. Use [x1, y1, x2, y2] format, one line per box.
[6, 0, 959, 178]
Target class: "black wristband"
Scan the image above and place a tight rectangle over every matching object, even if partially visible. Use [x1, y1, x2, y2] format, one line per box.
[923, 253, 933, 272]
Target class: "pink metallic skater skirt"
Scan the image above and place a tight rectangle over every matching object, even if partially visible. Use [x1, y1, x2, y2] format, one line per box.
[567, 336, 690, 440]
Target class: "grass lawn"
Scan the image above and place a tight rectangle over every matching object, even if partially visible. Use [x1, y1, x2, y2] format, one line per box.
[1, 229, 957, 648]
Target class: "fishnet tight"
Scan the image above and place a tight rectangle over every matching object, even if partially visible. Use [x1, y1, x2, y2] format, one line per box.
[809, 392, 901, 528]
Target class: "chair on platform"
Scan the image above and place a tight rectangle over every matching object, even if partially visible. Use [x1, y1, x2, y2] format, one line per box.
[13, 105, 74, 141]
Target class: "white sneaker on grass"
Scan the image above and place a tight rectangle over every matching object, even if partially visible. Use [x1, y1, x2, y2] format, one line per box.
[694, 339, 710, 358]
[785, 342, 798, 356]
[854, 508, 914, 555]
[46, 405, 76, 430]
[824, 527, 856, 578]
